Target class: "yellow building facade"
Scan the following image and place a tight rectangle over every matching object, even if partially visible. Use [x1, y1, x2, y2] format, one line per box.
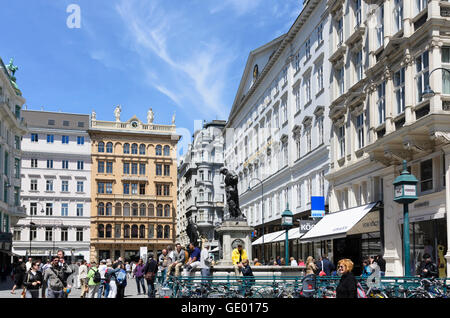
[88, 111, 179, 262]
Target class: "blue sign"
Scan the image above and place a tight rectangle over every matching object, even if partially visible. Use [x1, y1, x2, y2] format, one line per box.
[311, 196, 325, 218]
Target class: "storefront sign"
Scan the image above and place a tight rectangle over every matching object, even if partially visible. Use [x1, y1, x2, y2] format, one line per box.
[139, 246, 147, 260]
[311, 196, 325, 218]
[299, 220, 317, 234]
[347, 211, 380, 235]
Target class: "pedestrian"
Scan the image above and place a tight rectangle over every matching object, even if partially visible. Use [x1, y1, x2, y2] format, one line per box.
[44, 256, 72, 298]
[133, 259, 147, 295]
[143, 253, 158, 298]
[25, 257, 33, 272]
[116, 263, 127, 298]
[416, 253, 438, 278]
[280, 258, 286, 266]
[56, 250, 72, 298]
[97, 260, 108, 298]
[361, 259, 372, 278]
[158, 249, 172, 286]
[238, 259, 255, 296]
[185, 243, 201, 277]
[199, 243, 212, 286]
[375, 254, 386, 277]
[41, 259, 51, 298]
[253, 258, 262, 266]
[23, 261, 43, 298]
[10, 258, 26, 295]
[316, 254, 335, 276]
[276, 256, 281, 266]
[106, 261, 120, 298]
[298, 259, 305, 267]
[125, 262, 132, 279]
[336, 259, 358, 298]
[305, 256, 317, 275]
[131, 261, 137, 279]
[166, 243, 185, 281]
[290, 257, 298, 266]
[231, 244, 248, 276]
[86, 261, 101, 298]
[78, 260, 88, 298]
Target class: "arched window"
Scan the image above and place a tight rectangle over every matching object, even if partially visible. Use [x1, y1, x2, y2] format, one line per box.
[123, 143, 130, 154]
[156, 145, 162, 156]
[131, 225, 138, 238]
[148, 204, 154, 217]
[157, 225, 163, 238]
[132, 203, 138, 216]
[105, 224, 112, 238]
[148, 225, 154, 238]
[123, 203, 130, 216]
[98, 142, 105, 153]
[115, 203, 122, 216]
[157, 204, 163, 216]
[139, 144, 146, 155]
[164, 225, 170, 239]
[98, 224, 104, 238]
[139, 225, 145, 238]
[140, 204, 146, 216]
[131, 143, 138, 154]
[106, 203, 112, 216]
[98, 203, 105, 216]
[124, 224, 130, 238]
[163, 145, 170, 156]
[106, 142, 113, 153]
[164, 204, 170, 217]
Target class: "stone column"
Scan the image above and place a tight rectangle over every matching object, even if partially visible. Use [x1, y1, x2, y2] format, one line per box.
[384, 68, 395, 134]
[404, 50, 415, 125]
[429, 38, 443, 113]
[444, 144, 450, 276]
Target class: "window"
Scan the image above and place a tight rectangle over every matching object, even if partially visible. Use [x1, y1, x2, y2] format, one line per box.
[317, 64, 324, 93]
[131, 224, 138, 238]
[30, 179, 38, 191]
[76, 228, 83, 241]
[98, 203, 105, 216]
[123, 143, 130, 154]
[337, 18, 343, 46]
[296, 136, 301, 159]
[377, 81, 386, 125]
[77, 204, 83, 216]
[106, 183, 113, 194]
[31, 159, 38, 168]
[61, 180, 69, 192]
[47, 160, 53, 169]
[420, 159, 433, 192]
[106, 162, 113, 174]
[115, 203, 122, 216]
[63, 121, 69, 127]
[318, 116, 324, 145]
[148, 225, 154, 239]
[274, 108, 279, 129]
[46, 180, 53, 191]
[355, 50, 363, 82]
[131, 163, 138, 175]
[156, 164, 162, 176]
[98, 182, 105, 194]
[139, 225, 145, 238]
[131, 183, 138, 195]
[124, 225, 130, 238]
[305, 76, 311, 104]
[337, 67, 344, 95]
[356, 113, 364, 149]
[13, 230, 21, 241]
[62, 136, 69, 144]
[123, 162, 130, 174]
[77, 181, 84, 192]
[31, 133, 38, 142]
[156, 145, 162, 156]
[61, 203, 68, 216]
[78, 121, 84, 127]
[164, 185, 170, 196]
[305, 38, 311, 60]
[30, 228, 37, 241]
[442, 47, 450, 94]
[98, 224, 105, 238]
[131, 143, 138, 154]
[415, 0, 427, 15]
[45, 227, 53, 241]
[139, 144, 146, 155]
[393, 0, 403, 33]
[164, 225, 170, 239]
[416, 51, 429, 103]
[106, 142, 113, 153]
[48, 119, 55, 125]
[148, 204, 155, 217]
[15, 136, 20, 150]
[338, 125, 345, 158]
[317, 23, 323, 43]
[62, 160, 69, 169]
[123, 183, 130, 195]
[157, 225, 163, 238]
[355, 0, 362, 27]
[106, 203, 112, 216]
[77, 161, 84, 170]
[156, 184, 162, 196]
[163, 145, 170, 156]
[98, 142, 105, 153]
[140, 204, 146, 216]
[394, 68, 406, 114]
[77, 136, 85, 145]
[376, 5, 384, 48]
[98, 161, 105, 173]
[123, 204, 130, 216]
[294, 85, 301, 113]
[139, 164, 146, 175]
[46, 203, 53, 216]
[294, 51, 301, 73]
[30, 203, 37, 216]
[47, 135, 54, 143]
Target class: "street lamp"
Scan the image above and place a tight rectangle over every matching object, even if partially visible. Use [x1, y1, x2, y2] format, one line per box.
[281, 203, 293, 266]
[248, 178, 264, 264]
[422, 67, 450, 100]
[393, 160, 418, 277]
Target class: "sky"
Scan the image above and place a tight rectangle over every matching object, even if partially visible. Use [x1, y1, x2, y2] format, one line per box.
[1, 0, 302, 152]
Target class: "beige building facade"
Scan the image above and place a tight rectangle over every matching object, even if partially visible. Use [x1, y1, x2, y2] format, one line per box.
[88, 109, 180, 262]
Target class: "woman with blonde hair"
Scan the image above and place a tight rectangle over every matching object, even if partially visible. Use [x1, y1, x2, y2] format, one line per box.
[336, 259, 358, 298]
[305, 256, 317, 275]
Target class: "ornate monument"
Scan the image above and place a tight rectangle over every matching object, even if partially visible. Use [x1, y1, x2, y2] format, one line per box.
[219, 167, 246, 220]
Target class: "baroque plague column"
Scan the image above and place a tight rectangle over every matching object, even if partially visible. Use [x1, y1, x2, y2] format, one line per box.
[88, 106, 180, 262]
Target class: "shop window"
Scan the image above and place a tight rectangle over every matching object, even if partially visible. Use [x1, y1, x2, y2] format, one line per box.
[420, 159, 433, 192]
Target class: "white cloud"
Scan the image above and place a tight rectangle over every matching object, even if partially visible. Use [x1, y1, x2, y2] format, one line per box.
[210, 0, 263, 16]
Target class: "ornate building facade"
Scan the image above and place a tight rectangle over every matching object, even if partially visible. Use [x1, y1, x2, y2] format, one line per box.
[88, 108, 180, 262]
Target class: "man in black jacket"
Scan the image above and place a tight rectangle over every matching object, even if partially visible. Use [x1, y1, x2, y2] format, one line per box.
[416, 253, 438, 278]
[143, 253, 158, 298]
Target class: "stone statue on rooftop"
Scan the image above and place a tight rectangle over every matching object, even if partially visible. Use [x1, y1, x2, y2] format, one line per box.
[172, 111, 176, 125]
[92, 110, 96, 121]
[114, 105, 121, 122]
[147, 108, 154, 124]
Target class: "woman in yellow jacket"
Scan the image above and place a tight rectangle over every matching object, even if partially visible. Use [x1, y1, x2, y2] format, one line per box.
[232, 244, 248, 275]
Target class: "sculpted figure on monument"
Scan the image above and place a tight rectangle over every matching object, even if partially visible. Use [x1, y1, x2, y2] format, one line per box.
[220, 167, 245, 220]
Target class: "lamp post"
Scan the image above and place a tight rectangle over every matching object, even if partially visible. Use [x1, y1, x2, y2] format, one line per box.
[422, 67, 450, 99]
[248, 178, 264, 264]
[281, 203, 293, 266]
[393, 160, 418, 276]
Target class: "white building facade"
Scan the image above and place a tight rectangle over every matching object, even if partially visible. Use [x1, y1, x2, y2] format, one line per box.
[0, 57, 27, 268]
[224, 0, 332, 263]
[322, 0, 450, 277]
[177, 120, 226, 255]
[13, 110, 91, 261]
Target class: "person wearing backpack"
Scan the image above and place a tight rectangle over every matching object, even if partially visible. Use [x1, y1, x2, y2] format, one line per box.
[115, 263, 127, 298]
[336, 258, 358, 298]
[87, 261, 101, 298]
[44, 256, 72, 298]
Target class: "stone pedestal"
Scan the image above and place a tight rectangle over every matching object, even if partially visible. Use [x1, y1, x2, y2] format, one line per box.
[215, 219, 253, 265]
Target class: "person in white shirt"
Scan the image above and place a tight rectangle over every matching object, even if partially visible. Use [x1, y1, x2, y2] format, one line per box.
[125, 262, 131, 279]
[25, 257, 32, 272]
[78, 260, 88, 298]
[199, 244, 212, 286]
[131, 261, 137, 279]
[290, 257, 298, 266]
[97, 260, 108, 298]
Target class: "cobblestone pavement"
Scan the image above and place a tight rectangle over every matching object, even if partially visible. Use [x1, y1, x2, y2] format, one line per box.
[0, 275, 165, 299]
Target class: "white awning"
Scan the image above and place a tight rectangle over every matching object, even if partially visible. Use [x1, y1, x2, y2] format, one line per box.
[252, 228, 304, 245]
[252, 230, 285, 246]
[300, 202, 378, 241]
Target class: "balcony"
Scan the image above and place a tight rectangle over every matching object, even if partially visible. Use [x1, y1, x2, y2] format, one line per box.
[345, 25, 365, 48]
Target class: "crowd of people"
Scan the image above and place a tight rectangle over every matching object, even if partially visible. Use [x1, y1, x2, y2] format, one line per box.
[4, 243, 440, 299]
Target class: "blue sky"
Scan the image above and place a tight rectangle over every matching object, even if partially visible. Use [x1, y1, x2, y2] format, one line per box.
[1, 0, 301, 139]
